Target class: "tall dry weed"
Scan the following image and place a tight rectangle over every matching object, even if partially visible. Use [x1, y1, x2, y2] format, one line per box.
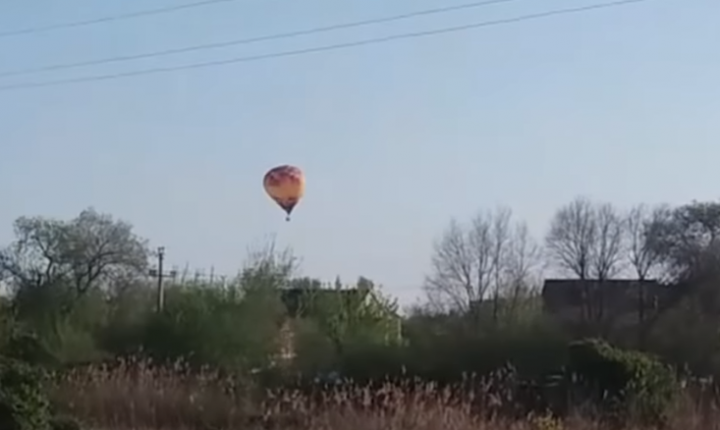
[51, 357, 720, 430]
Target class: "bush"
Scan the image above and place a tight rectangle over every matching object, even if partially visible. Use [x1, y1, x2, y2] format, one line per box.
[139, 284, 285, 372]
[49, 415, 82, 430]
[4, 332, 59, 369]
[0, 357, 52, 430]
[566, 339, 680, 425]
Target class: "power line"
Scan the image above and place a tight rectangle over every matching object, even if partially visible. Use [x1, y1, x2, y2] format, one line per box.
[0, 0, 241, 39]
[0, 0, 654, 93]
[0, 0, 519, 79]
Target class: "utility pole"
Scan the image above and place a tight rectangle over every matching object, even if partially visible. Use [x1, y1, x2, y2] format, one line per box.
[156, 246, 165, 312]
[148, 246, 176, 313]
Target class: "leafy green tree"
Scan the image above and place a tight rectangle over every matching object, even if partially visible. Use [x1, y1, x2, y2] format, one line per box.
[0, 209, 149, 365]
[285, 276, 400, 357]
[1, 208, 149, 317]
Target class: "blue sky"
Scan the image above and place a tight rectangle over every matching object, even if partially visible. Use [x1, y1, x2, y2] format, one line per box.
[0, 0, 717, 306]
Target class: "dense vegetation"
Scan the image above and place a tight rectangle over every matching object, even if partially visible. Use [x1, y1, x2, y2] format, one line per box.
[2, 197, 720, 429]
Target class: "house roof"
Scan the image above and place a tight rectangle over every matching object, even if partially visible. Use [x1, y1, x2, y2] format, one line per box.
[279, 287, 371, 318]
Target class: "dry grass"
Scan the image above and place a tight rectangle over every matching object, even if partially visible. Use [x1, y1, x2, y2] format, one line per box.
[51, 358, 720, 430]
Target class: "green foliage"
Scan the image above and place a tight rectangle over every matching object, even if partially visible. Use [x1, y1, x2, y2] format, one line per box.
[49, 415, 82, 430]
[4, 332, 60, 368]
[1, 209, 149, 304]
[566, 339, 680, 425]
[0, 357, 51, 430]
[289, 318, 339, 374]
[0, 208, 150, 367]
[97, 283, 155, 355]
[330, 310, 566, 385]
[8, 288, 111, 367]
[141, 282, 285, 371]
[4, 204, 720, 426]
[283, 277, 401, 357]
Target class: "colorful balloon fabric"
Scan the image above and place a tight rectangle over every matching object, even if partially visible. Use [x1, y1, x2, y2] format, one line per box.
[263, 165, 305, 221]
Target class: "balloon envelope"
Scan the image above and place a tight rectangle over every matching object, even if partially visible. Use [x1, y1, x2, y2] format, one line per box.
[263, 165, 305, 219]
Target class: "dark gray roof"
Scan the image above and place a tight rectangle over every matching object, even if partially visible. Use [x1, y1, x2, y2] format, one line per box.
[541, 278, 668, 314]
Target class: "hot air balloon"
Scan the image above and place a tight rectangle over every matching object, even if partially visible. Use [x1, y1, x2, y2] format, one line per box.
[263, 165, 305, 221]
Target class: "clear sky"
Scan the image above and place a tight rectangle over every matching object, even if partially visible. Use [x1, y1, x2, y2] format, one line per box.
[0, 0, 717, 306]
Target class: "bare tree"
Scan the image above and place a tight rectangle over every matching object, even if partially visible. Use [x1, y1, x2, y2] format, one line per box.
[425, 218, 482, 312]
[239, 235, 299, 292]
[545, 197, 626, 322]
[592, 203, 625, 281]
[485, 207, 512, 320]
[504, 222, 543, 320]
[626, 204, 665, 281]
[545, 197, 597, 280]
[424, 207, 541, 318]
[546, 197, 626, 280]
[624, 204, 664, 325]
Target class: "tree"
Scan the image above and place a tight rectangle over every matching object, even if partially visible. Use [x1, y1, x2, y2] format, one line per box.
[350, 277, 401, 345]
[545, 197, 596, 280]
[620, 200, 720, 350]
[545, 197, 625, 323]
[424, 207, 541, 317]
[623, 204, 668, 325]
[288, 277, 400, 355]
[503, 222, 543, 322]
[546, 197, 625, 281]
[593, 203, 625, 280]
[240, 237, 298, 292]
[625, 204, 666, 281]
[634, 201, 720, 331]
[0, 208, 150, 317]
[141, 242, 294, 371]
[645, 200, 720, 282]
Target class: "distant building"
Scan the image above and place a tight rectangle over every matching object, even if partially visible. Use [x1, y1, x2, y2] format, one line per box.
[541, 278, 670, 326]
[280, 287, 372, 318]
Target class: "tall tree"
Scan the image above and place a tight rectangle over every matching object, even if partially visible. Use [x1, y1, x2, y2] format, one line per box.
[424, 207, 541, 316]
[545, 197, 625, 322]
[646, 200, 720, 282]
[625, 204, 666, 281]
[638, 201, 720, 344]
[593, 203, 625, 280]
[0, 208, 150, 316]
[624, 204, 668, 324]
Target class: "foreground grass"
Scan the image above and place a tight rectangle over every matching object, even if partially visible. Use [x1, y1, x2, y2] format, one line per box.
[51, 358, 720, 430]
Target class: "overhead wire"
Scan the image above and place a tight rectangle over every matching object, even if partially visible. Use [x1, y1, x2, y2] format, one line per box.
[0, 0, 242, 39]
[0, 0, 654, 93]
[0, 0, 520, 79]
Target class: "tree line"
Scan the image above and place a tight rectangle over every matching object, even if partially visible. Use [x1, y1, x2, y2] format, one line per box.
[0, 197, 720, 379]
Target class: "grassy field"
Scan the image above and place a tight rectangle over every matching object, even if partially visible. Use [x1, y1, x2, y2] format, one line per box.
[49, 358, 720, 430]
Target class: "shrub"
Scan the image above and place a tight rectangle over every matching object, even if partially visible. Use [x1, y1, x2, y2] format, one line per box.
[49, 415, 82, 430]
[3, 332, 58, 368]
[0, 357, 52, 430]
[139, 284, 284, 371]
[566, 338, 680, 425]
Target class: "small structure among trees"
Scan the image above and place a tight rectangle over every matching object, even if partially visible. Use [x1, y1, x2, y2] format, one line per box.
[541, 278, 669, 327]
